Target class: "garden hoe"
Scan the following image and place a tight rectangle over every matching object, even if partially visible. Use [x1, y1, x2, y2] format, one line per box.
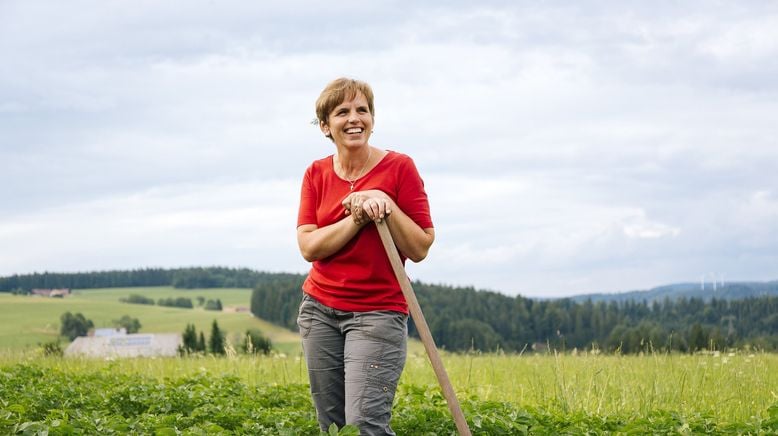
[376, 220, 472, 436]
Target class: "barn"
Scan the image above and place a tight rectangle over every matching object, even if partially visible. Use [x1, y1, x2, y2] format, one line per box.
[31, 288, 71, 297]
[65, 333, 182, 358]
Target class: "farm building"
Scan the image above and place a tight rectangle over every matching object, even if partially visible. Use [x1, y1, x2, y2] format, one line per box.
[93, 327, 127, 337]
[31, 288, 70, 297]
[65, 333, 182, 358]
[223, 305, 250, 313]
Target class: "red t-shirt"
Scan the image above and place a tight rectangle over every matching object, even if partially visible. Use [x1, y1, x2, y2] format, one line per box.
[297, 150, 433, 313]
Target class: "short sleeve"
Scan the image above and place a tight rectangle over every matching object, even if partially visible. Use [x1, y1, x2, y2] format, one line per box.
[297, 166, 318, 227]
[396, 156, 433, 229]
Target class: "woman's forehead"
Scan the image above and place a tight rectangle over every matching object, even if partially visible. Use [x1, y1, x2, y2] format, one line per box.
[334, 91, 368, 108]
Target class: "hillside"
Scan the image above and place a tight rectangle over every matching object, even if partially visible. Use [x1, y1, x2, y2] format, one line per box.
[0, 287, 301, 353]
[568, 281, 778, 304]
[3, 268, 778, 353]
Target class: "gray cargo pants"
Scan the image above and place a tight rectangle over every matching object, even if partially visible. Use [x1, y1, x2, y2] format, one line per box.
[297, 293, 407, 436]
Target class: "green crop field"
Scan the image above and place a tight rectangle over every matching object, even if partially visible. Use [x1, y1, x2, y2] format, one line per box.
[1, 289, 777, 434]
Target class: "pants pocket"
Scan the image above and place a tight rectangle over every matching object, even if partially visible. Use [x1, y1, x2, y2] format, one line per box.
[360, 369, 399, 422]
[358, 311, 408, 345]
[296, 294, 314, 338]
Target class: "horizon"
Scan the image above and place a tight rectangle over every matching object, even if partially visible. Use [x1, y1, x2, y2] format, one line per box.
[2, 265, 775, 299]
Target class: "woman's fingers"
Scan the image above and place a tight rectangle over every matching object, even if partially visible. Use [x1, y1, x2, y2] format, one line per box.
[344, 192, 393, 224]
[362, 198, 392, 222]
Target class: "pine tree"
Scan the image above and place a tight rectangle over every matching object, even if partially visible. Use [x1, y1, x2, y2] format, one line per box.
[242, 328, 272, 354]
[209, 320, 225, 355]
[197, 331, 206, 352]
[181, 323, 197, 353]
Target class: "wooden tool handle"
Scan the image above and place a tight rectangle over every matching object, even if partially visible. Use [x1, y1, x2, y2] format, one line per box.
[375, 220, 472, 436]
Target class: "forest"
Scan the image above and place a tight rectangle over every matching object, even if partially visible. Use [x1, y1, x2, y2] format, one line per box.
[3, 267, 777, 353]
[250, 277, 778, 353]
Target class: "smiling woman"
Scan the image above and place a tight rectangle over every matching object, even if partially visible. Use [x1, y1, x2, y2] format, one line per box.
[294, 78, 435, 435]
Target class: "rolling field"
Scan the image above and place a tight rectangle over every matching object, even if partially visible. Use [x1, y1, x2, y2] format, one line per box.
[1, 289, 777, 433]
[0, 287, 301, 353]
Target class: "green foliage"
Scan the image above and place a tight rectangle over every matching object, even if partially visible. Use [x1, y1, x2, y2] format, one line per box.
[197, 331, 207, 353]
[204, 298, 223, 311]
[0, 267, 306, 292]
[3, 267, 778, 354]
[59, 311, 94, 341]
[39, 340, 63, 357]
[209, 320, 225, 355]
[250, 276, 307, 330]
[1, 363, 775, 435]
[242, 329, 272, 355]
[180, 323, 198, 355]
[328, 423, 359, 435]
[119, 294, 155, 305]
[252, 277, 778, 353]
[157, 296, 194, 308]
[113, 315, 142, 334]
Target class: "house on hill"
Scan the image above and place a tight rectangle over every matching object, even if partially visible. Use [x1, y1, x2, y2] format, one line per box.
[65, 333, 182, 358]
[93, 327, 127, 337]
[31, 288, 71, 297]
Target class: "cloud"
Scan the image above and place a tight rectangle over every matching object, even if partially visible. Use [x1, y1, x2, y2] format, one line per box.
[0, 179, 306, 275]
[2, 1, 778, 297]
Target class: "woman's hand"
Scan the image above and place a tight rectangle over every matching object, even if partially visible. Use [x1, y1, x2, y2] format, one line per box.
[342, 189, 434, 262]
[342, 190, 393, 225]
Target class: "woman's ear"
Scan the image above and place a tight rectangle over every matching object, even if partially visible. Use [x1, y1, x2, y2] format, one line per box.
[319, 119, 331, 138]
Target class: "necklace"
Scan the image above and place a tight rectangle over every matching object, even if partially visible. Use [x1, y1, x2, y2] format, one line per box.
[339, 147, 372, 191]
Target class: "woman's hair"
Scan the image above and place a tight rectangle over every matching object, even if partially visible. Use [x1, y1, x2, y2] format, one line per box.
[315, 78, 375, 125]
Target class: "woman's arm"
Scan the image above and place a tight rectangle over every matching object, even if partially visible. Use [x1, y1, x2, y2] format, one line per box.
[384, 202, 435, 262]
[343, 190, 435, 262]
[296, 217, 367, 262]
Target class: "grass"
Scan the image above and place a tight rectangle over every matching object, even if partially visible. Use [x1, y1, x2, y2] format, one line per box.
[0, 288, 301, 354]
[1, 348, 775, 425]
[2, 288, 777, 432]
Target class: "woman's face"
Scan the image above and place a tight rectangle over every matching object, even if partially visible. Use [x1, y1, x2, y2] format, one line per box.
[321, 92, 373, 149]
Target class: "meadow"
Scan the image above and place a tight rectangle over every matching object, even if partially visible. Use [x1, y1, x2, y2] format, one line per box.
[0, 287, 301, 354]
[1, 289, 777, 434]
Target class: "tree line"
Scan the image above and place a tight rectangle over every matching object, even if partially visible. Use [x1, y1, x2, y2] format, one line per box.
[178, 321, 271, 356]
[5, 268, 777, 353]
[251, 278, 778, 353]
[119, 294, 223, 310]
[0, 267, 302, 292]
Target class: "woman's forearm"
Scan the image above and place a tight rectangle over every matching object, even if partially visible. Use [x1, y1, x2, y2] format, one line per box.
[297, 217, 365, 262]
[384, 205, 435, 262]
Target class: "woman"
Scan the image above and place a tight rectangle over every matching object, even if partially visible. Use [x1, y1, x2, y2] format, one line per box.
[296, 77, 435, 435]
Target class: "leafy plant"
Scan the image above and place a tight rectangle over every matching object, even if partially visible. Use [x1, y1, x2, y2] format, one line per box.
[1, 363, 775, 435]
[39, 340, 63, 357]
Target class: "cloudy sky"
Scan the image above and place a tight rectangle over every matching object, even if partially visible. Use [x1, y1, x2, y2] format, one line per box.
[2, 1, 777, 297]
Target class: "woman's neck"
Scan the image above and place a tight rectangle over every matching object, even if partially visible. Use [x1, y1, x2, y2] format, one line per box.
[336, 146, 372, 175]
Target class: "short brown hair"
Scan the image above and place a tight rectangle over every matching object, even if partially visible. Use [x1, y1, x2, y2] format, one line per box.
[315, 78, 375, 125]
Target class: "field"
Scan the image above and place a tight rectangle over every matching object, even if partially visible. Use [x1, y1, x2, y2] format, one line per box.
[1, 289, 778, 434]
[0, 287, 301, 354]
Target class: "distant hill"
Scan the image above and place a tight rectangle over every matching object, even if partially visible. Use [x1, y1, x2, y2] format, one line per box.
[568, 281, 778, 303]
[3, 268, 777, 353]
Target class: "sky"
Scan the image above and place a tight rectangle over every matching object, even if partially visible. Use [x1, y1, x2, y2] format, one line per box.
[2, 1, 777, 297]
